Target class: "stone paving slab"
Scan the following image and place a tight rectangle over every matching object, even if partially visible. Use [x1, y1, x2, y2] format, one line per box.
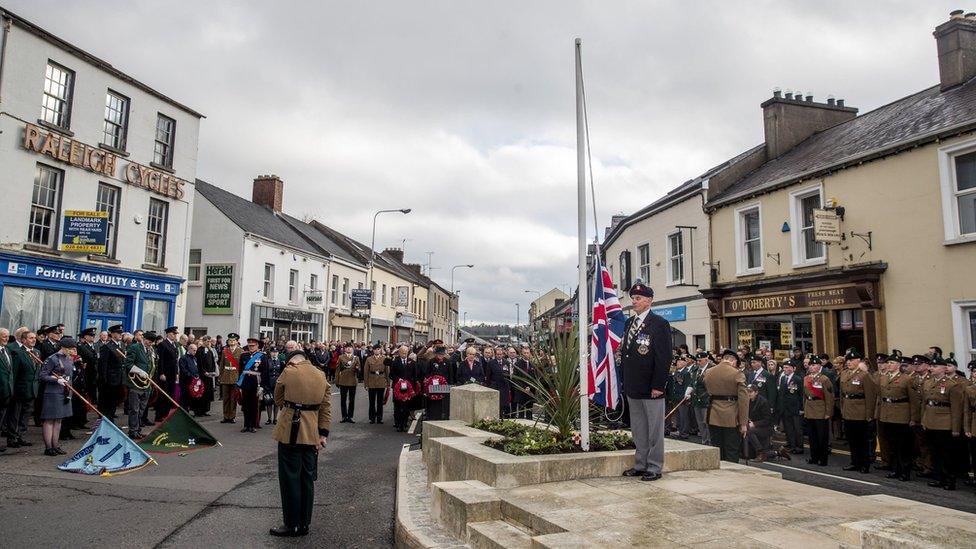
[396, 445, 470, 549]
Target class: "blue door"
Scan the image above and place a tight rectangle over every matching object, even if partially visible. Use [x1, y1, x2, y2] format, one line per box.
[85, 293, 129, 333]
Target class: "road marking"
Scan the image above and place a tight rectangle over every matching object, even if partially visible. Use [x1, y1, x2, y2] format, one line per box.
[762, 462, 880, 486]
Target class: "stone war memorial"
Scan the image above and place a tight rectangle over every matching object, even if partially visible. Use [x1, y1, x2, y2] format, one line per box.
[395, 385, 976, 548]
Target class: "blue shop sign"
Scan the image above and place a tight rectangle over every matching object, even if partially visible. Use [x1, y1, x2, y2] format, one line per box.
[2, 257, 181, 296]
[652, 305, 687, 322]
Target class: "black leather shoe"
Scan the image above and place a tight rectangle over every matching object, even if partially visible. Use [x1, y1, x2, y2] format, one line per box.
[807, 459, 817, 464]
[899, 475, 911, 482]
[818, 461, 828, 466]
[621, 468, 646, 477]
[640, 472, 662, 481]
[859, 466, 870, 474]
[269, 526, 299, 537]
[927, 480, 944, 488]
[885, 472, 899, 479]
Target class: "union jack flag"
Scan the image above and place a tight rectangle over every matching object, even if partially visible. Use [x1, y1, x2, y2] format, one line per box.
[588, 246, 627, 408]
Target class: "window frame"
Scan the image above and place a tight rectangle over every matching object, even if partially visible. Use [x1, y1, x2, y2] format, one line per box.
[939, 138, 976, 244]
[789, 183, 826, 267]
[665, 230, 685, 286]
[187, 249, 202, 283]
[636, 242, 651, 284]
[330, 274, 339, 305]
[95, 182, 121, 258]
[951, 300, 976, 367]
[341, 278, 350, 307]
[734, 202, 764, 277]
[27, 163, 63, 248]
[144, 198, 169, 267]
[288, 269, 299, 303]
[153, 113, 177, 169]
[263, 263, 275, 301]
[102, 90, 130, 151]
[618, 250, 632, 291]
[41, 61, 74, 129]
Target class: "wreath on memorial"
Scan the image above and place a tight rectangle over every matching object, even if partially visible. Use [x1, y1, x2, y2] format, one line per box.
[424, 374, 448, 401]
[189, 377, 206, 399]
[392, 378, 417, 402]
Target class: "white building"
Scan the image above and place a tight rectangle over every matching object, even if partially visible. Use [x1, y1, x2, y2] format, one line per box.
[186, 176, 367, 343]
[0, 8, 203, 335]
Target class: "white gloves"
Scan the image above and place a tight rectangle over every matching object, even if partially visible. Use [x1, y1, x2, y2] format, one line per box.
[57, 378, 68, 387]
[129, 366, 149, 379]
[684, 386, 693, 398]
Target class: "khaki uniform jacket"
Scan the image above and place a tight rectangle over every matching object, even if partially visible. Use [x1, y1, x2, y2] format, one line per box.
[964, 383, 976, 436]
[334, 354, 360, 387]
[839, 369, 878, 421]
[218, 346, 243, 385]
[875, 372, 918, 424]
[909, 373, 928, 421]
[920, 375, 964, 433]
[273, 359, 332, 445]
[703, 361, 748, 428]
[364, 355, 390, 389]
[802, 373, 834, 420]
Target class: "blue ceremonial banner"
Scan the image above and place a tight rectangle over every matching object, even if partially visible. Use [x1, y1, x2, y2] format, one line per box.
[58, 417, 154, 476]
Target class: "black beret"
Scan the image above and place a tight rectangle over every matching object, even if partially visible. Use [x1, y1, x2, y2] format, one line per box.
[434, 346, 447, 355]
[628, 282, 653, 298]
[808, 354, 822, 365]
[695, 351, 710, 359]
[285, 350, 306, 363]
[58, 337, 77, 349]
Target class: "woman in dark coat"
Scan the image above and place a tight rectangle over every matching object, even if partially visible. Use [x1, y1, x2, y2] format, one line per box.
[38, 337, 76, 456]
[178, 343, 200, 413]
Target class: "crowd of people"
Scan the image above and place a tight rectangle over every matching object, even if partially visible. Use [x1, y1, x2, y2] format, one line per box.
[656, 343, 976, 491]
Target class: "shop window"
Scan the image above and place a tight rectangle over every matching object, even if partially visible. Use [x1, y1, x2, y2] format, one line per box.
[1, 286, 81, 336]
[637, 243, 651, 283]
[263, 263, 275, 300]
[96, 183, 121, 258]
[331, 274, 339, 305]
[145, 199, 168, 267]
[140, 299, 170, 332]
[310, 273, 318, 291]
[939, 141, 976, 242]
[289, 269, 299, 303]
[259, 317, 274, 340]
[382, 284, 387, 306]
[342, 278, 349, 307]
[371, 281, 377, 304]
[693, 335, 706, 353]
[153, 114, 176, 168]
[954, 150, 976, 235]
[102, 90, 129, 150]
[89, 294, 126, 315]
[28, 164, 62, 248]
[735, 203, 763, 276]
[41, 61, 74, 129]
[187, 249, 202, 282]
[969, 310, 976, 362]
[618, 250, 632, 291]
[666, 231, 684, 285]
[789, 185, 825, 266]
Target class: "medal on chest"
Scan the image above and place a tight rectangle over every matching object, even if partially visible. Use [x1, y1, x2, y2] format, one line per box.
[636, 333, 650, 355]
[852, 377, 861, 386]
[788, 383, 797, 394]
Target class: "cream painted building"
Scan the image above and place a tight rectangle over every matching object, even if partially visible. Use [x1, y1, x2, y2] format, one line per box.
[702, 12, 976, 363]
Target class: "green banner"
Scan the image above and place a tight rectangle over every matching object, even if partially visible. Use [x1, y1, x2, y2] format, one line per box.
[203, 264, 234, 314]
[139, 407, 219, 453]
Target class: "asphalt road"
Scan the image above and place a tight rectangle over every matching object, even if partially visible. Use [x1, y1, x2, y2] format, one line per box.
[0, 390, 412, 548]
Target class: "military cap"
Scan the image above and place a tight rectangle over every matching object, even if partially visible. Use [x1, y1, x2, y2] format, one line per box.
[58, 337, 77, 349]
[37, 324, 50, 335]
[808, 354, 822, 365]
[628, 281, 653, 298]
[931, 355, 947, 366]
[875, 353, 888, 363]
[108, 324, 124, 334]
[968, 359, 976, 371]
[431, 339, 444, 345]
[164, 326, 179, 334]
[695, 351, 710, 359]
[844, 347, 862, 360]
[911, 354, 931, 365]
[749, 354, 762, 362]
[227, 333, 240, 341]
[144, 331, 158, 341]
[944, 354, 957, 367]
[434, 346, 447, 355]
[246, 337, 260, 344]
[79, 327, 97, 338]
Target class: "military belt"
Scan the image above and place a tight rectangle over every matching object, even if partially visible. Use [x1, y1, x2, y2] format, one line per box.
[709, 395, 737, 402]
[805, 396, 823, 400]
[882, 397, 908, 403]
[285, 401, 320, 445]
[284, 401, 319, 411]
[925, 401, 949, 408]
[370, 370, 384, 375]
[842, 393, 865, 399]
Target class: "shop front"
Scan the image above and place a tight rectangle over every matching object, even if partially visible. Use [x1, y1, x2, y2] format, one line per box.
[252, 304, 323, 344]
[702, 265, 886, 361]
[394, 312, 416, 345]
[369, 317, 394, 345]
[0, 252, 181, 335]
[329, 312, 365, 343]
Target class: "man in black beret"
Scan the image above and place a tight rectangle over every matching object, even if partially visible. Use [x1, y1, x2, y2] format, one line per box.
[619, 282, 672, 482]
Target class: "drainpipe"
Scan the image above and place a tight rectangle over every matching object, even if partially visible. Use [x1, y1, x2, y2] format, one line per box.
[0, 13, 11, 104]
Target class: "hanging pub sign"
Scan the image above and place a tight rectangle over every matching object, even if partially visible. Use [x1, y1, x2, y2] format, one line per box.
[60, 210, 108, 253]
[396, 286, 409, 307]
[203, 264, 234, 314]
[812, 209, 842, 243]
[305, 290, 324, 305]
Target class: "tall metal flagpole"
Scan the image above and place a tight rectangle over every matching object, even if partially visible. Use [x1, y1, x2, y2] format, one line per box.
[575, 38, 590, 451]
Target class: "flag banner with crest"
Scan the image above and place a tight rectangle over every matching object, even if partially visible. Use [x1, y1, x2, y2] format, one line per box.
[588, 246, 627, 408]
[138, 407, 220, 453]
[58, 417, 154, 476]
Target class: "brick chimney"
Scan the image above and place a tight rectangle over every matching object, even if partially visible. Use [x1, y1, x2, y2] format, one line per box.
[604, 214, 629, 239]
[934, 10, 976, 91]
[252, 174, 283, 212]
[761, 91, 857, 160]
[383, 248, 404, 262]
[405, 263, 424, 277]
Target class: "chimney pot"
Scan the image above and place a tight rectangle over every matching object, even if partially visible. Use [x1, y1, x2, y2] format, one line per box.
[935, 10, 976, 90]
[785, 91, 794, 100]
[837, 99, 845, 106]
[826, 96, 836, 105]
[772, 88, 782, 98]
[950, 9, 964, 18]
[805, 93, 814, 102]
[383, 248, 404, 263]
[252, 174, 284, 213]
[967, 12, 976, 19]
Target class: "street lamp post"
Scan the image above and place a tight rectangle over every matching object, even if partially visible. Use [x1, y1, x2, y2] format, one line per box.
[365, 208, 411, 345]
[515, 303, 520, 343]
[450, 264, 473, 344]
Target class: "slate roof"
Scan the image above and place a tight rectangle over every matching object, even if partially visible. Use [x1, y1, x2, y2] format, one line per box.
[307, 221, 426, 285]
[709, 78, 976, 207]
[278, 213, 361, 265]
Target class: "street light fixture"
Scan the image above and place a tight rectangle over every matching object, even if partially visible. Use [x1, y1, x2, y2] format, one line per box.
[365, 208, 411, 345]
[450, 264, 474, 344]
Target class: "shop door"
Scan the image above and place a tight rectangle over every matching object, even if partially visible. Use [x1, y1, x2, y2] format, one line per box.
[274, 321, 290, 345]
[836, 310, 864, 357]
[86, 294, 129, 333]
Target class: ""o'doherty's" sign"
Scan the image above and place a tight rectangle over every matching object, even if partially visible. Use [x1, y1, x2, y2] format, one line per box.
[23, 123, 187, 200]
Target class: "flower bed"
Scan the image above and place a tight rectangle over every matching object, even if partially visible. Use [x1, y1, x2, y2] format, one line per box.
[472, 419, 634, 456]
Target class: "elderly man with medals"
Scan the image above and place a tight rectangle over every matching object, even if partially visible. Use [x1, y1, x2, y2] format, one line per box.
[619, 281, 673, 482]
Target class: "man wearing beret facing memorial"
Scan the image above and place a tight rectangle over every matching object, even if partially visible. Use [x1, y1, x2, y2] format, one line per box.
[619, 281, 672, 482]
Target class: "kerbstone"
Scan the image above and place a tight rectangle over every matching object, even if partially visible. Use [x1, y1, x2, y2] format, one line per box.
[449, 384, 500, 423]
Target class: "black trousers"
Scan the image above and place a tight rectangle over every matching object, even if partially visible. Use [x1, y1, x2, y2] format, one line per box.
[844, 419, 869, 468]
[277, 442, 317, 529]
[880, 421, 913, 478]
[339, 385, 356, 420]
[368, 388, 385, 422]
[98, 383, 119, 418]
[710, 425, 741, 462]
[927, 429, 957, 487]
[783, 414, 803, 451]
[242, 386, 258, 430]
[807, 418, 830, 464]
[393, 400, 410, 430]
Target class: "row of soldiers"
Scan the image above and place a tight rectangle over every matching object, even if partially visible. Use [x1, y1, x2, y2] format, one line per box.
[663, 345, 976, 491]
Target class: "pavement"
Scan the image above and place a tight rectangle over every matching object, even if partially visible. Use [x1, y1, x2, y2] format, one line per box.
[0, 390, 415, 548]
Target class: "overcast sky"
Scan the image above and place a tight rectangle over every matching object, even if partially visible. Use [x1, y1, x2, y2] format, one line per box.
[7, 1, 962, 323]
